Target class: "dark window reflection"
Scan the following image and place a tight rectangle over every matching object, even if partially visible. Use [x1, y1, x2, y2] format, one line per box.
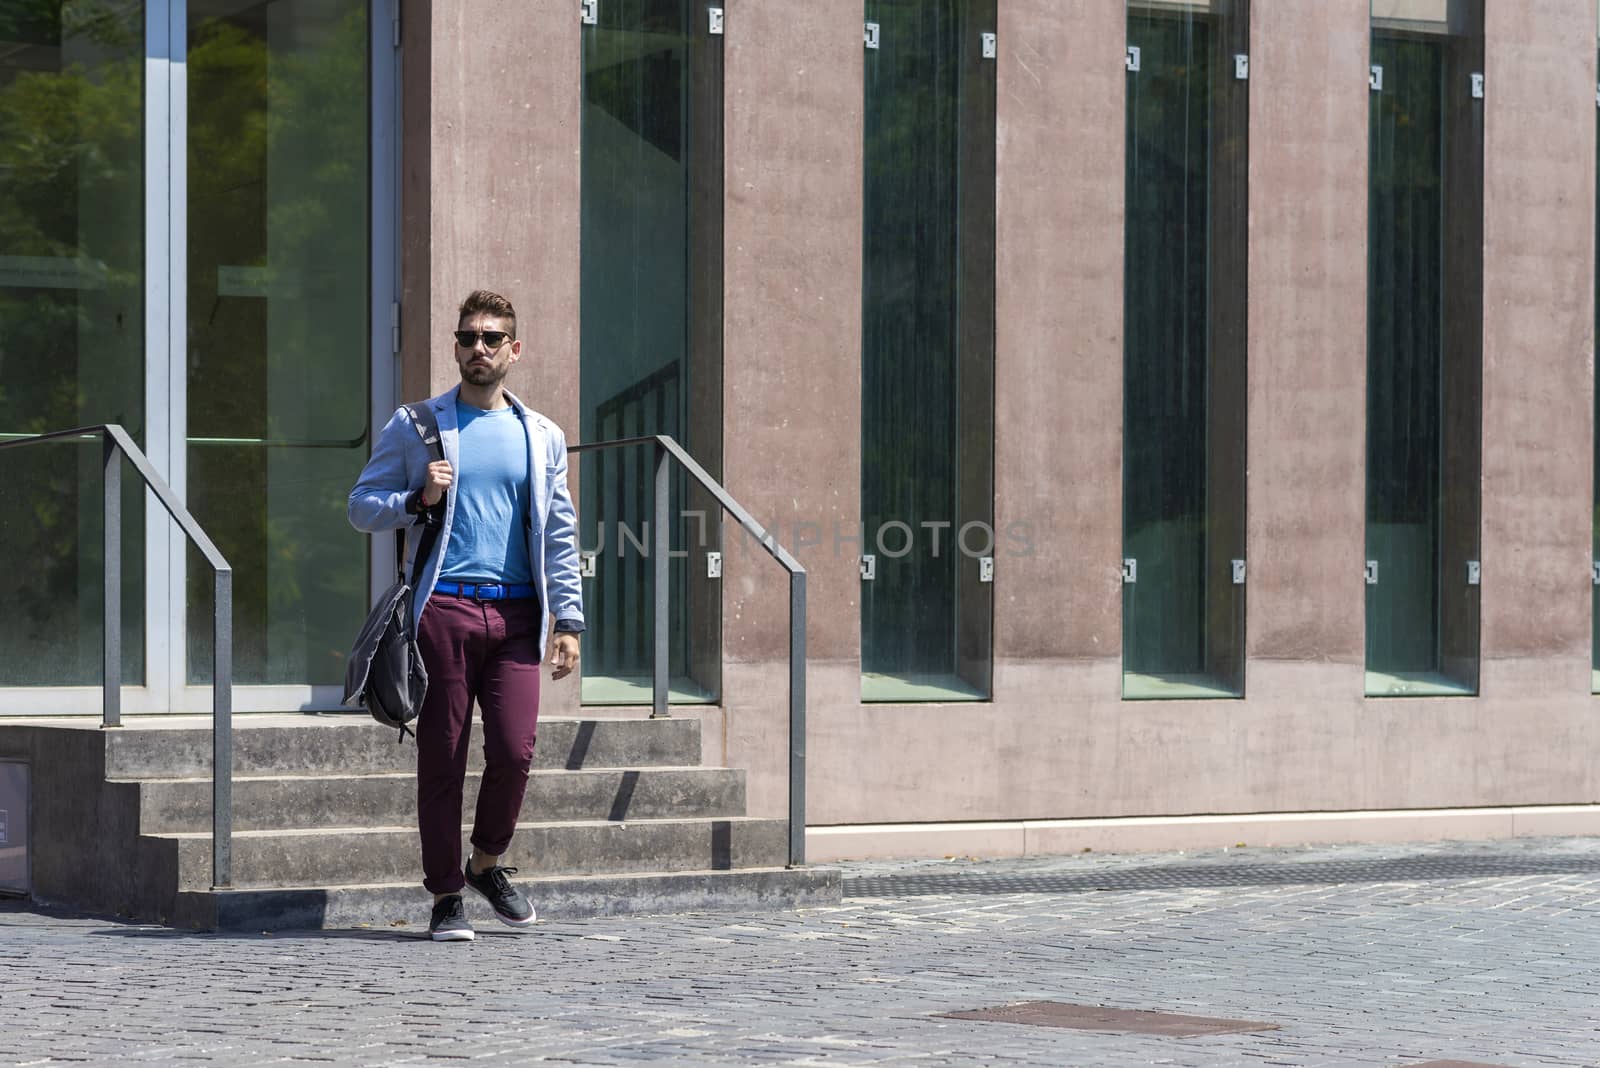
[579, 0, 723, 704]
[1365, 0, 1483, 697]
[184, 0, 370, 686]
[861, 0, 995, 702]
[1122, 0, 1248, 699]
[0, 2, 146, 685]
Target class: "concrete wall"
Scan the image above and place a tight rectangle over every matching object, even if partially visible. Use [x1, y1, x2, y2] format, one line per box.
[993, 0, 1126, 672]
[1479, 0, 1595, 697]
[0, 725, 157, 919]
[1246, 0, 1369, 700]
[402, 1, 1600, 854]
[785, 0, 1600, 842]
[402, 0, 584, 717]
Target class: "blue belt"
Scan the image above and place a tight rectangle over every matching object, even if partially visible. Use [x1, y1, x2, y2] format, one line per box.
[433, 581, 537, 601]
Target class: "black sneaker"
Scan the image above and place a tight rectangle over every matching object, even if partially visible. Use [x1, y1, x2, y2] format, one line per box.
[428, 894, 475, 942]
[463, 861, 537, 928]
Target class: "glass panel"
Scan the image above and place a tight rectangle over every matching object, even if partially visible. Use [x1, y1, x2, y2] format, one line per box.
[1366, 0, 1483, 697]
[185, 0, 369, 685]
[0, 3, 145, 685]
[579, 0, 722, 704]
[860, 0, 996, 703]
[1122, 0, 1248, 700]
[1594, 0, 1599, 694]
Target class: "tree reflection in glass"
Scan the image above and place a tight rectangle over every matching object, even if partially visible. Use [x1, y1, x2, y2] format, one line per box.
[0, 0, 145, 685]
[184, 1, 369, 686]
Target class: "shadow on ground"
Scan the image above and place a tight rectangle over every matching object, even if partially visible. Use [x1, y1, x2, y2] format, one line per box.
[0, 898, 452, 941]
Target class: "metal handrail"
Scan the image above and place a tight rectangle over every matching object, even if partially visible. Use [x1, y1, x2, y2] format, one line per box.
[570, 434, 808, 868]
[0, 424, 234, 889]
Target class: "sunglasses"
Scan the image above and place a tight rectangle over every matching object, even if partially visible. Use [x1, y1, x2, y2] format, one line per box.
[453, 330, 511, 350]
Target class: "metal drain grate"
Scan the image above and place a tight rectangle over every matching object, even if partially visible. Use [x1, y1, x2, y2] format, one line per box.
[937, 1001, 1279, 1037]
[847, 853, 1600, 897]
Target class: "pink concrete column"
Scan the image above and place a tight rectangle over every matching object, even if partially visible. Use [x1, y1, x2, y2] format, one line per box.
[400, 0, 583, 711]
[993, 0, 1125, 689]
[402, 0, 580, 416]
[720, 0, 864, 814]
[398, 0, 434, 405]
[1478, 0, 1596, 696]
[1245, 0, 1369, 699]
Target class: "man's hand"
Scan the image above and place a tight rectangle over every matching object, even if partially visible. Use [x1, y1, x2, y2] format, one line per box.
[549, 633, 580, 681]
[420, 460, 453, 506]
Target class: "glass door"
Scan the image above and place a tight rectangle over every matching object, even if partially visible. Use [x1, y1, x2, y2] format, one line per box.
[182, 0, 371, 696]
[0, 0, 387, 714]
[1365, 0, 1484, 697]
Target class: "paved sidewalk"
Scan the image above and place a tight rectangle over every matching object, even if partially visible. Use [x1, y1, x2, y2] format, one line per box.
[6, 837, 1600, 1067]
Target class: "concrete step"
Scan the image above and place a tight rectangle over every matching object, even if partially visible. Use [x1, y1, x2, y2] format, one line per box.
[102, 715, 701, 778]
[129, 766, 746, 833]
[157, 817, 790, 890]
[165, 867, 842, 930]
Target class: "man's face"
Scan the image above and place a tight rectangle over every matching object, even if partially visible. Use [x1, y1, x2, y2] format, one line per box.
[453, 313, 521, 387]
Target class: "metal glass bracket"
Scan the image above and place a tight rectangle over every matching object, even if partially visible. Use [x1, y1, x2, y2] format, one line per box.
[1121, 558, 1137, 584]
[981, 32, 996, 60]
[708, 7, 723, 35]
[979, 556, 994, 583]
[1126, 45, 1141, 73]
[1369, 64, 1383, 92]
[864, 22, 880, 50]
[581, 0, 597, 25]
[706, 551, 722, 579]
[1365, 560, 1379, 585]
[860, 554, 876, 580]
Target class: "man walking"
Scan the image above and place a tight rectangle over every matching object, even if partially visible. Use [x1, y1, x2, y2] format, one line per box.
[349, 290, 585, 941]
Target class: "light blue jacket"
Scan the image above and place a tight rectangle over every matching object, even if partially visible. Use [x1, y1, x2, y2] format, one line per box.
[347, 385, 585, 658]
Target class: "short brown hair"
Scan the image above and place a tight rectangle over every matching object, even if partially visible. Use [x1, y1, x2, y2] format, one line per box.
[458, 290, 517, 338]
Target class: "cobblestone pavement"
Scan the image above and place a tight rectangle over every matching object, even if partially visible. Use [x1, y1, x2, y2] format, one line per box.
[6, 837, 1600, 1067]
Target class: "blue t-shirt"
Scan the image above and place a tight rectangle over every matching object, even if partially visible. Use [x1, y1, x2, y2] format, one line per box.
[439, 401, 533, 585]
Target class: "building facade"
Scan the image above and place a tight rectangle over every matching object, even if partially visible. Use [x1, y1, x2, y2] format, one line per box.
[3, 0, 1599, 860]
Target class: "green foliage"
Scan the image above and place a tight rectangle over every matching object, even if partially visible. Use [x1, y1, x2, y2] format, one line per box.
[0, 3, 370, 685]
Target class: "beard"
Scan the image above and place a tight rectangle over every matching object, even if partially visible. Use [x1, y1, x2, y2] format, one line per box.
[462, 360, 508, 387]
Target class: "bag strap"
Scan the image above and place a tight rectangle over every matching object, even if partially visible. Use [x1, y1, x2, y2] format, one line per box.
[395, 402, 447, 589]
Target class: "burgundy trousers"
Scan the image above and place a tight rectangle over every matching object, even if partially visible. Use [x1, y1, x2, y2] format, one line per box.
[415, 593, 543, 895]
